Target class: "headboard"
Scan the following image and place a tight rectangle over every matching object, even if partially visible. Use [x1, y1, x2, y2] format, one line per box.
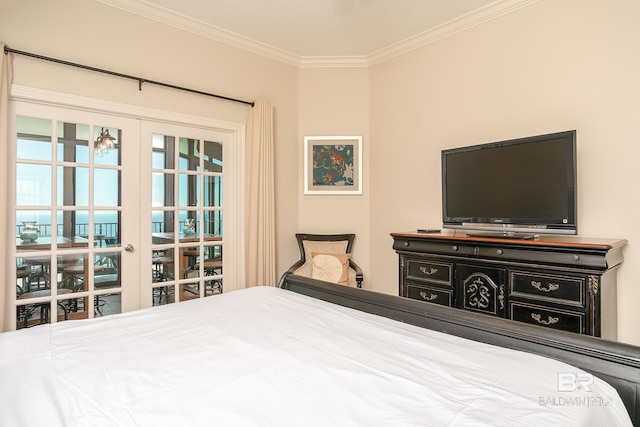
[279, 272, 640, 425]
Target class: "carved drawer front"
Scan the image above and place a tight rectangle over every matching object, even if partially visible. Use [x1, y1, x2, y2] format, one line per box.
[510, 271, 584, 307]
[456, 264, 506, 317]
[406, 283, 452, 307]
[406, 259, 452, 285]
[510, 302, 584, 334]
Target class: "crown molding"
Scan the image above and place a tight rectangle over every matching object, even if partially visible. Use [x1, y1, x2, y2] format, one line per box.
[98, 0, 538, 69]
[298, 56, 370, 69]
[96, 0, 302, 67]
[368, 0, 539, 65]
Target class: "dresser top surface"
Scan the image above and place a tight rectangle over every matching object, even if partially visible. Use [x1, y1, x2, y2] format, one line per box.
[391, 231, 627, 251]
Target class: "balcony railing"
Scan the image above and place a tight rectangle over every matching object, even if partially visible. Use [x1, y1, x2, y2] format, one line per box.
[16, 221, 219, 241]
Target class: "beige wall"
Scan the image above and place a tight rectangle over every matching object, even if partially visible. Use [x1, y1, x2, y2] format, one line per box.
[369, 0, 640, 345]
[297, 67, 370, 275]
[0, 0, 300, 278]
[2, 0, 639, 345]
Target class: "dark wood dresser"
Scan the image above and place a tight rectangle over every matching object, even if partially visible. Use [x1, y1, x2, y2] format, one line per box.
[391, 231, 627, 339]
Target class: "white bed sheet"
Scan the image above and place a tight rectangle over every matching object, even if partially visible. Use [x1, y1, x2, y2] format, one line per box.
[0, 286, 632, 427]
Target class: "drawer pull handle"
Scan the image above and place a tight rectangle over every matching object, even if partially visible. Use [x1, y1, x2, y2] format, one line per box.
[531, 281, 560, 292]
[419, 291, 437, 301]
[420, 266, 437, 276]
[531, 313, 560, 325]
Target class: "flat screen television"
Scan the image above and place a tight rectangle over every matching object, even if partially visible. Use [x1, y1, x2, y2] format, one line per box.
[441, 130, 577, 238]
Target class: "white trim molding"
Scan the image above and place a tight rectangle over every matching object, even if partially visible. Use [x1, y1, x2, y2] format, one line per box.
[10, 85, 245, 132]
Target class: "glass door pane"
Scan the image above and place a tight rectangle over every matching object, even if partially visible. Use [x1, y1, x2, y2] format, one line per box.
[147, 125, 227, 307]
[13, 106, 137, 329]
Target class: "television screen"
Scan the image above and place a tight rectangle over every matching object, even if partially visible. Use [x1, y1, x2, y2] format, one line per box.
[442, 130, 577, 236]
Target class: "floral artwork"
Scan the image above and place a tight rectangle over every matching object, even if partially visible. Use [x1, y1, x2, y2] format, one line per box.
[304, 136, 362, 194]
[311, 144, 354, 187]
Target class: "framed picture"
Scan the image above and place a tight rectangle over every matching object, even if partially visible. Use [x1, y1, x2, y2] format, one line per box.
[304, 136, 362, 195]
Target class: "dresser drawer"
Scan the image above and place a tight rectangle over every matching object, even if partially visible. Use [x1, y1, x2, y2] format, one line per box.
[405, 259, 452, 285]
[510, 302, 584, 334]
[510, 271, 585, 307]
[406, 283, 452, 307]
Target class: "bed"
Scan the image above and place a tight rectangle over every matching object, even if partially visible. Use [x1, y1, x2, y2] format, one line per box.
[1, 273, 639, 426]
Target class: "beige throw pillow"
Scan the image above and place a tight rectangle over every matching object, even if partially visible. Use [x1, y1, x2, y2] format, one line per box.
[310, 252, 351, 284]
[295, 240, 349, 277]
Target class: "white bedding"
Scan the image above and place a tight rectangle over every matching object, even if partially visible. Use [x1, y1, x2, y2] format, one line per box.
[0, 286, 631, 427]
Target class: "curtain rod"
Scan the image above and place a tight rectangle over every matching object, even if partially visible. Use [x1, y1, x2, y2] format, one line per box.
[4, 46, 254, 107]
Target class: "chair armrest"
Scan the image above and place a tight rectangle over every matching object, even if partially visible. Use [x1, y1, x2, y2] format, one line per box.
[349, 260, 364, 288]
[286, 259, 305, 274]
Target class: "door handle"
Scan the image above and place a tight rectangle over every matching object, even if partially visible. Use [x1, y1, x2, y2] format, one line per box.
[124, 244, 135, 253]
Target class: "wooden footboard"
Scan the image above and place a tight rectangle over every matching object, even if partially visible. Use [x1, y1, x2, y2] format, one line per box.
[279, 272, 640, 425]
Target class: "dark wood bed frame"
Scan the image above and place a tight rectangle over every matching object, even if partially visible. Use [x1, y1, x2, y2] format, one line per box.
[278, 272, 640, 425]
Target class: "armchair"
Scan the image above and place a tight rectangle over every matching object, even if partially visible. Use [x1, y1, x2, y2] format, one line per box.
[287, 233, 363, 288]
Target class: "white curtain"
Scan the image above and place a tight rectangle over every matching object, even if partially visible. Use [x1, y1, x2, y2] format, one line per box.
[0, 43, 13, 332]
[244, 100, 276, 286]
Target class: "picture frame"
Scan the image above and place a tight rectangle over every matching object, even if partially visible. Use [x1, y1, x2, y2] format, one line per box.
[304, 136, 362, 195]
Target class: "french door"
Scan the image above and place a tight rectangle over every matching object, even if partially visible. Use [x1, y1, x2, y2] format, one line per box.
[11, 104, 138, 328]
[140, 121, 240, 308]
[10, 96, 242, 330]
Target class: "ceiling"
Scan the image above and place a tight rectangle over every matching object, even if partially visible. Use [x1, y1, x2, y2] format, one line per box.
[99, 0, 536, 65]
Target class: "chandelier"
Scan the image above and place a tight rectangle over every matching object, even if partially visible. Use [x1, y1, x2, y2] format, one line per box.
[95, 127, 117, 155]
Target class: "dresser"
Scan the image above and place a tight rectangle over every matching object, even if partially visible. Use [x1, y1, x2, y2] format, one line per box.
[391, 232, 626, 339]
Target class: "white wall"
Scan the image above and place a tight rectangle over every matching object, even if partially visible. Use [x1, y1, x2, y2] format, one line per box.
[369, 0, 640, 345]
